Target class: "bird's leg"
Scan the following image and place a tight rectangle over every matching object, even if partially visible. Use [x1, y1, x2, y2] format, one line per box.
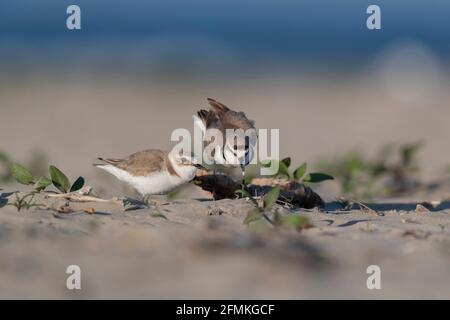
[145, 195, 165, 207]
[240, 164, 246, 191]
[142, 194, 152, 208]
[147, 196, 162, 217]
[212, 166, 217, 202]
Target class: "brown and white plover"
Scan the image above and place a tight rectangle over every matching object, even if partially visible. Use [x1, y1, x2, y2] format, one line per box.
[193, 98, 257, 178]
[94, 149, 204, 197]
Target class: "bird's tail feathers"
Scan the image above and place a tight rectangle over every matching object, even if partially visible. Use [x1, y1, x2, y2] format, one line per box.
[93, 157, 122, 167]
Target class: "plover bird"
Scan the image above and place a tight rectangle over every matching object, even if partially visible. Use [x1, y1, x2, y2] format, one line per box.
[193, 98, 257, 179]
[93, 149, 204, 197]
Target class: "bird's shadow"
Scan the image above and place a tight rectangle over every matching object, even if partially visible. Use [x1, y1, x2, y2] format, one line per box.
[324, 201, 450, 213]
[0, 192, 15, 208]
[337, 219, 372, 227]
[89, 211, 111, 216]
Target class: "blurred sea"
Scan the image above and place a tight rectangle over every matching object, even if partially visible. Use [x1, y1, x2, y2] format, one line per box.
[0, 0, 449, 76]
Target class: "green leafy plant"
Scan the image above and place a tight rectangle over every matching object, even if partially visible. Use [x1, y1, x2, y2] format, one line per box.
[239, 187, 312, 231]
[0, 150, 13, 182]
[34, 177, 52, 192]
[10, 163, 85, 193]
[7, 191, 44, 211]
[317, 142, 422, 200]
[261, 157, 334, 184]
[240, 187, 280, 225]
[166, 187, 182, 201]
[10, 163, 34, 185]
[6, 163, 88, 212]
[48, 165, 85, 193]
[49, 165, 71, 192]
[1, 150, 49, 183]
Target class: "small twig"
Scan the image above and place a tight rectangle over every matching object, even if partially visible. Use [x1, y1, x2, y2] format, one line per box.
[45, 193, 110, 203]
[262, 212, 276, 226]
[277, 195, 296, 208]
[351, 199, 384, 216]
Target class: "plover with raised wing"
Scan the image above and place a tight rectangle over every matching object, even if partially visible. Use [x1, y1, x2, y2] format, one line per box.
[94, 149, 204, 199]
[193, 98, 257, 179]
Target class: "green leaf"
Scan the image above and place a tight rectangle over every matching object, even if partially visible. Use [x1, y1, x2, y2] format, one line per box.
[70, 176, 85, 192]
[401, 142, 422, 167]
[303, 172, 334, 183]
[243, 208, 263, 225]
[278, 161, 291, 178]
[235, 189, 252, 198]
[49, 165, 70, 193]
[281, 215, 311, 230]
[293, 162, 307, 180]
[261, 159, 290, 178]
[281, 157, 291, 168]
[243, 174, 254, 185]
[34, 176, 52, 192]
[263, 187, 280, 210]
[167, 188, 181, 200]
[235, 189, 258, 207]
[10, 163, 34, 185]
[151, 212, 168, 220]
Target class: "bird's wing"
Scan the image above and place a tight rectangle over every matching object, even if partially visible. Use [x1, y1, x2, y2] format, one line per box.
[207, 98, 255, 130]
[221, 110, 255, 131]
[193, 109, 208, 135]
[196, 109, 209, 124]
[207, 97, 230, 114]
[193, 107, 221, 131]
[96, 149, 167, 176]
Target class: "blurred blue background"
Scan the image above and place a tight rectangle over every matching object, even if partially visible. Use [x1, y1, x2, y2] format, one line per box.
[0, 0, 449, 75]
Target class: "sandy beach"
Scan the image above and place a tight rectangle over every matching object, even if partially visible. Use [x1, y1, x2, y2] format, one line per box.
[0, 190, 449, 299]
[1, 76, 450, 299]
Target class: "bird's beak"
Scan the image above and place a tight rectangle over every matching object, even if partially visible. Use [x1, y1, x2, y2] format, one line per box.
[194, 163, 207, 170]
